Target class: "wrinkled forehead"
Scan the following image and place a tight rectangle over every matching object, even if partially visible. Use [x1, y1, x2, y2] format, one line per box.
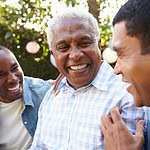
[51, 19, 92, 48]
[54, 17, 89, 32]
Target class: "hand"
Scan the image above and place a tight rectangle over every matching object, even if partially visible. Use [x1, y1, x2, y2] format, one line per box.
[50, 74, 64, 86]
[51, 73, 64, 96]
[100, 107, 145, 150]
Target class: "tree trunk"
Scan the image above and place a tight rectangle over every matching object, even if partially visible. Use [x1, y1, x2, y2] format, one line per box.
[87, 0, 100, 23]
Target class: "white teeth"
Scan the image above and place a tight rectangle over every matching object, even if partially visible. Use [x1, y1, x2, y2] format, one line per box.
[8, 83, 20, 91]
[126, 82, 131, 87]
[70, 64, 87, 70]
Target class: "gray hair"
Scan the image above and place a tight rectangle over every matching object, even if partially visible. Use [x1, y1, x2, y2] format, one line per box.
[47, 7, 100, 50]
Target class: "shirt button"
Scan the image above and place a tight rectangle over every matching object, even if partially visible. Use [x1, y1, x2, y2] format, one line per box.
[24, 121, 27, 124]
[63, 86, 68, 91]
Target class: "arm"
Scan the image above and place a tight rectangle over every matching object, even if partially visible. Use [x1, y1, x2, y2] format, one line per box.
[100, 107, 145, 150]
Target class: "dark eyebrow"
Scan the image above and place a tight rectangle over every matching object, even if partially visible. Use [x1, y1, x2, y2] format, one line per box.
[113, 46, 123, 56]
[112, 47, 118, 52]
[79, 36, 94, 42]
[113, 46, 129, 57]
[113, 46, 125, 53]
[80, 36, 92, 40]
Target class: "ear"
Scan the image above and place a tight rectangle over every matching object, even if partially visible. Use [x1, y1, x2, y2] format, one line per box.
[98, 39, 101, 50]
[50, 50, 53, 55]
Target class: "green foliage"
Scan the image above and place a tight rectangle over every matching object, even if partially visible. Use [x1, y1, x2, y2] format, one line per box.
[0, 0, 59, 80]
[100, 16, 112, 50]
[58, 0, 80, 6]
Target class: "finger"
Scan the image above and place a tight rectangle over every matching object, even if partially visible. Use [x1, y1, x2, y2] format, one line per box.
[112, 106, 122, 114]
[50, 80, 55, 85]
[135, 120, 144, 137]
[101, 115, 113, 129]
[135, 120, 145, 148]
[53, 74, 64, 93]
[100, 123, 107, 136]
[110, 107, 123, 123]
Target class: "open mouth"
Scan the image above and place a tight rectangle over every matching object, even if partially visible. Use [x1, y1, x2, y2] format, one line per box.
[69, 64, 88, 70]
[125, 82, 133, 94]
[126, 82, 132, 87]
[8, 83, 20, 92]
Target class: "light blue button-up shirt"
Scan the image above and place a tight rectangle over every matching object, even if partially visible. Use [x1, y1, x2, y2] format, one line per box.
[22, 76, 52, 137]
[30, 61, 149, 150]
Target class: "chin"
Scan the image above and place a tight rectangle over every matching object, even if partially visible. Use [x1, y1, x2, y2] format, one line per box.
[134, 96, 144, 107]
[15, 88, 23, 100]
[134, 102, 143, 107]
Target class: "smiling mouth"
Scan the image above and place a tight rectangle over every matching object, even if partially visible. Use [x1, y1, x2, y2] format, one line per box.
[125, 82, 133, 94]
[8, 83, 20, 92]
[69, 64, 88, 70]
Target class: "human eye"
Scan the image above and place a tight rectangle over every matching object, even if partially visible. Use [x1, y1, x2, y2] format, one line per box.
[117, 50, 126, 58]
[0, 73, 4, 79]
[57, 44, 70, 52]
[12, 65, 19, 72]
[79, 40, 92, 48]
[113, 47, 126, 59]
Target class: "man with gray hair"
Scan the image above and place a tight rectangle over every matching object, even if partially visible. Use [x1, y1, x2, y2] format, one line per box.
[30, 7, 149, 149]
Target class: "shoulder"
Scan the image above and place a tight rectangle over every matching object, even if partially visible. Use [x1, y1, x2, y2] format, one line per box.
[23, 77, 54, 105]
[24, 76, 53, 88]
[24, 76, 53, 99]
[95, 61, 128, 96]
[100, 64, 134, 104]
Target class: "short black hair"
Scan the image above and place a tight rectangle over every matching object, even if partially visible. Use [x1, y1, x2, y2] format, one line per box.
[113, 0, 150, 55]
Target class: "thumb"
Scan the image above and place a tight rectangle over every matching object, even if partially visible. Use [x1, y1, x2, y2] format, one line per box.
[136, 120, 144, 136]
[135, 120, 145, 145]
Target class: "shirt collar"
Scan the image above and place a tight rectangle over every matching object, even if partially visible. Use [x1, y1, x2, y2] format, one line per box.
[91, 61, 114, 91]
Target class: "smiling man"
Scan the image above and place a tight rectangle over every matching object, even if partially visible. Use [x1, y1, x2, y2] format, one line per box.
[30, 7, 149, 149]
[100, 0, 150, 149]
[0, 46, 52, 150]
[0, 49, 24, 103]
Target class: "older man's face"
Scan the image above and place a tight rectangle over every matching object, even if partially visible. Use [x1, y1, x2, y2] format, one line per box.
[113, 21, 150, 107]
[51, 18, 101, 89]
[0, 49, 24, 103]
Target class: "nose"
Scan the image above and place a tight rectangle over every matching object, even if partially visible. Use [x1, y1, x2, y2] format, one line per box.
[114, 59, 121, 75]
[7, 72, 17, 83]
[69, 47, 84, 60]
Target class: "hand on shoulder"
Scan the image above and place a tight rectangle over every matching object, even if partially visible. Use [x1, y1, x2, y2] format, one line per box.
[100, 107, 144, 150]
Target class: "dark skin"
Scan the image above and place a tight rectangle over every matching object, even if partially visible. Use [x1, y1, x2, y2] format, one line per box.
[51, 18, 102, 90]
[100, 107, 144, 150]
[0, 49, 24, 103]
[100, 21, 148, 150]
